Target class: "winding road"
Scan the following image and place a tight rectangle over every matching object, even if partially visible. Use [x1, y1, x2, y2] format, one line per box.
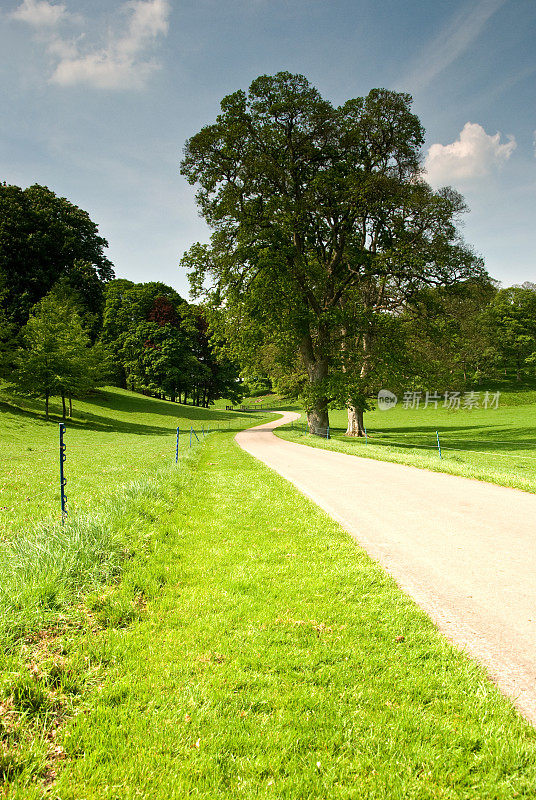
[236, 411, 536, 725]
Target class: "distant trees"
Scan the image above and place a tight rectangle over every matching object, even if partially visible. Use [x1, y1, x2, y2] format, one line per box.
[487, 285, 536, 381]
[101, 279, 242, 407]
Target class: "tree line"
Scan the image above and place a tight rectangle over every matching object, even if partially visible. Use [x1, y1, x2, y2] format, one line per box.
[0, 183, 241, 419]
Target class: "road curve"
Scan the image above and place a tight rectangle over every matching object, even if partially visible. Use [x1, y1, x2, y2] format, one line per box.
[236, 411, 536, 725]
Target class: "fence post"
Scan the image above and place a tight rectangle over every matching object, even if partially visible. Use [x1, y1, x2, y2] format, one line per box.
[190, 427, 192, 448]
[175, 427, 179, 463]
[436, 430, 442, 459]
[327, 425, 330, 440]
[365, 427, 368, 445]
[59, 423, 67, 523]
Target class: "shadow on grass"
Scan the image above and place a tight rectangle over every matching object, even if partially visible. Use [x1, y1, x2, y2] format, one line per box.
[0, 389, 270, 437]
[324, 423, 536, 452]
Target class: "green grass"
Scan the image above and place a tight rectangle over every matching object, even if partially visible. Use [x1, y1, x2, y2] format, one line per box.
[0, 390, 272, 793]
[276, 387, 536, 493]
[10, 428, 532, 799]
[0, 386, 261, 538]
[2, 389, 536, 797]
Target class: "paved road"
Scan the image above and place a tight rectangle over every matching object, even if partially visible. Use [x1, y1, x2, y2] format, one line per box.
[236, 412, 536, 725]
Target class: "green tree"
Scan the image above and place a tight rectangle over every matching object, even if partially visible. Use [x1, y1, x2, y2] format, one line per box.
[12, 294, 103, 419]
[486, 285, 536, 381]
[101, 279, 189, 395]
[180, 72, 485, 433]
[0, 183, 114, 330]
[101, 280, 241, 406]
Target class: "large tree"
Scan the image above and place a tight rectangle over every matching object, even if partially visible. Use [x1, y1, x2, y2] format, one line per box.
[180, 72, 486, 433]
[0, 183, 114, 330]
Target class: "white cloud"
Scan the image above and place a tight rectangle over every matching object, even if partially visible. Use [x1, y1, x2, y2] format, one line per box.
[10, 0, 170, 90]
[424, 122, 516, 186]
[10, 0, 67, 27]
[400, 0, 507, 93]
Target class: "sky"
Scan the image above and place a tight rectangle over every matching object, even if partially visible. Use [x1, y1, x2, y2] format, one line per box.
[0, 0, 535, 297]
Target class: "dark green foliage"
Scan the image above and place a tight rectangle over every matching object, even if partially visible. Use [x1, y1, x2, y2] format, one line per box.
[101, 280, 242, 406]
[0, 182, 114, 330]
[486, 284, 536, 381]
[180, 72, 486, 430]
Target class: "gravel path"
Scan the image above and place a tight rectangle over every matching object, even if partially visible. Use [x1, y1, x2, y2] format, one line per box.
[236, 411, 536, 725]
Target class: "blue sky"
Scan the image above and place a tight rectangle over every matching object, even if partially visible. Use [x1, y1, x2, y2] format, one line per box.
[1, 0, 534, 297]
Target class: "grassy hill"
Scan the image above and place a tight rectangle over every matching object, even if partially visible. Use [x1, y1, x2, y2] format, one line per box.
[0, 386, 259, 538]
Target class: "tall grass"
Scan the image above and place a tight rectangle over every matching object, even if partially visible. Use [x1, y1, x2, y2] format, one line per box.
[0, 455, 197, 650]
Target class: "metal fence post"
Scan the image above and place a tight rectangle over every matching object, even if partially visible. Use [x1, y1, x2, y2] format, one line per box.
[175, 427, 179, 463]
[436, 430, 442, 459]
[59, 423, 67, 523]
[327, 425, 330, 440]
[365, 427, 368, 445]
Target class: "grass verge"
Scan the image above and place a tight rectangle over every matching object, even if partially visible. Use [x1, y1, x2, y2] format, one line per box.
[0, 442, 205, 792]
[4, 428, 533, 799]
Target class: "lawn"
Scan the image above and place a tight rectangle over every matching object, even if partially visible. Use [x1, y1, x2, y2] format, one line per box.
[275, 386, 536, 494]
[2, 390, 536, 798]
[20, 427, 536, 798]
[0, 386, 260, 538]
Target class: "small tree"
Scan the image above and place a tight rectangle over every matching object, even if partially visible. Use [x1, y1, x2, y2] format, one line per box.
[12, 294, 102, 419]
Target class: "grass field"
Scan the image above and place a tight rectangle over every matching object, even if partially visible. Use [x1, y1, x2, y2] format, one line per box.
[2, 388, 536, 797]
[275, 386, 536, 494]
[2, 425, 533, 798]
[0, 386, 259, 538]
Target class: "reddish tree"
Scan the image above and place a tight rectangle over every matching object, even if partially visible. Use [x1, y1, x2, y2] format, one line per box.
[147, 296, 178, 327]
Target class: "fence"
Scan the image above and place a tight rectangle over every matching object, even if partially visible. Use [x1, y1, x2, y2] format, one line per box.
[225, 404, 265, 412]
[290, 420, 330, 440]
[287, 418, 536, 463]
[2, 414, 263, 526]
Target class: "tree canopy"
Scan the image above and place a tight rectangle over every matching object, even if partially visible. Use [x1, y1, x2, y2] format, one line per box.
[0, 183, 114, 330]
[181, 72, 487, 433]
[11, 293, 105, 419]
[101, 279, 242, 406]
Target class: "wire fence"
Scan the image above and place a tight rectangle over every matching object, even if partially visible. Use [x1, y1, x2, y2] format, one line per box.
[1, 413, 265, 525]
[288, 418, 536, 463]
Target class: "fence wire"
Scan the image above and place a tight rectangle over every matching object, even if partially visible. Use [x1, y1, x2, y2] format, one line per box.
[288, 418, 536, 462]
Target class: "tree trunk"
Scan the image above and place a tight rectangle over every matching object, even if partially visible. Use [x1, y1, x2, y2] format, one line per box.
[301, 333, 330, 434]
[345, 332, 371, 437]
[346, 405, 365, 436]
[61, 394, 66, 420]
[68, 395, 73, 418]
